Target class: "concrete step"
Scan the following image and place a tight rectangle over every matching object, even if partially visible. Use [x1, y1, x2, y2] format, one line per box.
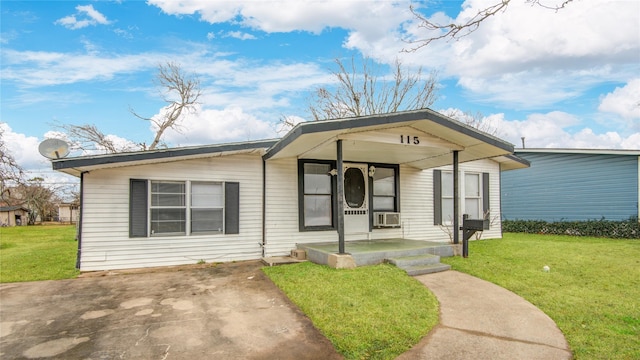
[387, 254, 441, 267]
[387, 253, 451, 275]
[404, 263, 452, 276]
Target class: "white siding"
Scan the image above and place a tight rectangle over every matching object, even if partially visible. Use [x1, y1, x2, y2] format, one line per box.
[79, 154, 263, 271]
[263, 158, 502, 257]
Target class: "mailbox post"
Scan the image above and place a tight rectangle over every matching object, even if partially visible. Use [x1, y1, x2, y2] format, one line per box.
[460, 214, 490, 258]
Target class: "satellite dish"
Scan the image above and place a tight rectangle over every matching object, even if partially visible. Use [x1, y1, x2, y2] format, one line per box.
[38, 138, 70, 159]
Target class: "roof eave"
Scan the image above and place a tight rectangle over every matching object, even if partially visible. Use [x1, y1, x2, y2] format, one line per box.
[52, 139, 279, 176]
[495, 154, 531, 171]
[264, 109, 515, 162]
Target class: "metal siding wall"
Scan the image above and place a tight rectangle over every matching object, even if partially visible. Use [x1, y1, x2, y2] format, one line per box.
[501, 152, 639, 221]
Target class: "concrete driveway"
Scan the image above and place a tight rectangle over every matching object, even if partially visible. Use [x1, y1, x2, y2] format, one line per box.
[0, 261, 342, 359]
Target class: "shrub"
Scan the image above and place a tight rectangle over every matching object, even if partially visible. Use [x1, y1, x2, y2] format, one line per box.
[502, 218, 639, 239]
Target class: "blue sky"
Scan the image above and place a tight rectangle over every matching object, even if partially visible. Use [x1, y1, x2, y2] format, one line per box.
[1, 0, 639, 181]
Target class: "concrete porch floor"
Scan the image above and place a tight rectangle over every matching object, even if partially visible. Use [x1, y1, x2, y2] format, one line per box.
[297, 238, 460, 267]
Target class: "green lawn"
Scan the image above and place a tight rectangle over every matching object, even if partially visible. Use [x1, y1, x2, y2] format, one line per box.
[0, 225, 79, 282]
[263, 262, 439, 360]
[3, 226, 637, 359]
[442, 233, 639, 360]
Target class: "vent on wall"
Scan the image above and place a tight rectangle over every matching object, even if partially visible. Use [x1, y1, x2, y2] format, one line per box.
[374, 212, 401, 227]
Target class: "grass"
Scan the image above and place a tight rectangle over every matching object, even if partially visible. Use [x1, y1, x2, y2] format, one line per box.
[0, 225, 79, 282]
[263, 262, 439, 360]
[442, 233, 639, 360]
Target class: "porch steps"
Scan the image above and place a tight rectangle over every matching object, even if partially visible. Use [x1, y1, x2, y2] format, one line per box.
[386, 254, 451, 276]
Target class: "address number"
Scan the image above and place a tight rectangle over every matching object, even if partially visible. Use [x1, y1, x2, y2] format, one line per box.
[400, 135, 420, 145]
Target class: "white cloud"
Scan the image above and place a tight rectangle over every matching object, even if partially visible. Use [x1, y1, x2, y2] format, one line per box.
[440, 0, 640, 108]
[148, 0, 412, 35]
[341, 0, 640, 108]
[224, 31, 257, 40]
[155, 105, 278, 146]
[1, 46, 330, 115]
[149, 0, 638, 111]
[442, 109, 640, 150]
[1, 123, 48, 170]
[114, 28, 133, 39]
[55, 4, 111, 30]
[621, 133, 640, 149]
[446, 0, 639, 77]
[1, 49, 155, 87]
[598, 78, 640, 120]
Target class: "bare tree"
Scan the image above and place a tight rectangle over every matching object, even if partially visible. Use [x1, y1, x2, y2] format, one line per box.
[55, 123, 139, 154]
[10, 177, 60, 224]
[131, 62, 201, 150]
[407, 0, 574, 50]
[0, 126, 25, 203]
[58, 62, 201, 154]
[306, 56, 439, 122]
[444, 109, 500, 137]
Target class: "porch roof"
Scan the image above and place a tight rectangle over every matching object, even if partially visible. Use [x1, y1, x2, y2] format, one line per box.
[264, 109, 524, 169]
[50, 109, 528, 177]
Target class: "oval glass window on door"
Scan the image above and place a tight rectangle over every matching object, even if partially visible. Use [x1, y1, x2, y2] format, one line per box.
[344, 167, 366, 208]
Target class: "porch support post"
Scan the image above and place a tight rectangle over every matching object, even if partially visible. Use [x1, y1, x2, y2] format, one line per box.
[453, 150, 460, 245]
[336, 140, 346, 254]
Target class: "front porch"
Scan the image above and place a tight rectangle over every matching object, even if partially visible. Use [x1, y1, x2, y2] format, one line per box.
[295, 238, 459, 275]
[298, 238, 457, 265]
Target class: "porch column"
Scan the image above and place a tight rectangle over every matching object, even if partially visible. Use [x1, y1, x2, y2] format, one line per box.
[453, 150, 459, 245]
[336, 140, 346, 254]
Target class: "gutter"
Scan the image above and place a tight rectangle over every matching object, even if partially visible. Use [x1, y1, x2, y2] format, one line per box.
[75, 171, 86, 270]
[261, 158, 267, 257]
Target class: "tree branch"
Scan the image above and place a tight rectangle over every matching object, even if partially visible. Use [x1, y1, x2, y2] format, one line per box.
[405, 0, 574, 51]
[305, 56, 439, 122]
[138, 62, 202, 150]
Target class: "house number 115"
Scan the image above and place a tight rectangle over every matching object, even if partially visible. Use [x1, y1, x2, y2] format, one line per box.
[400, 135, 420, 145]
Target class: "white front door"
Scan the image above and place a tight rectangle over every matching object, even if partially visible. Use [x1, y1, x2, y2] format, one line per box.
[343, 163, 369, 234]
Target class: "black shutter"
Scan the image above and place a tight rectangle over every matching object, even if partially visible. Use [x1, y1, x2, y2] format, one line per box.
[129, 179, 148, 237]
[225, 182, 240, 234]
[433, 170, 442, 225]
[482, 172, 490, 218]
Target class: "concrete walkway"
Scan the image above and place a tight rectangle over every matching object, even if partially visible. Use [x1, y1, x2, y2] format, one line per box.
[398, 271, 573, 360]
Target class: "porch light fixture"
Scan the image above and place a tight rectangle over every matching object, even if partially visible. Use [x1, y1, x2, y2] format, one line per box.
[368, 166, 376, 177]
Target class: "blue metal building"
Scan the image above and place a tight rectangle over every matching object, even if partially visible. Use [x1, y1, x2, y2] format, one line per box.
[501, 149, 640, 222]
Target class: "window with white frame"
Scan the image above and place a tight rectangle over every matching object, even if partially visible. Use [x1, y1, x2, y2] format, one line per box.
[151, 181, 186, 235]
[191, 182, 224, 233]
[441, 172, 454, 224]
[434, 170, 489, 226]
[130, 179, 239, 237]
[464, 173, 482, 219]
[301, 162, 334, 229]
[372, 166, 398, 212]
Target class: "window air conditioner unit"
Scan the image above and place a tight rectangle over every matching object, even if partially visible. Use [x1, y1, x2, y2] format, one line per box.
[374, 212, 401, 227]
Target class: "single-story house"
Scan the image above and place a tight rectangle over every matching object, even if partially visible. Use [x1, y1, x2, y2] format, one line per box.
[52, 109, 528, 271]
[0, 205, 29, 226]
[501, 148, 640, 222]
[58, 202, 80, 224]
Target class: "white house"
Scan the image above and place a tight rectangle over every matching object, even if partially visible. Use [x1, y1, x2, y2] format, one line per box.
[52, 109, 528, 271]
[58, 202, 80, 224]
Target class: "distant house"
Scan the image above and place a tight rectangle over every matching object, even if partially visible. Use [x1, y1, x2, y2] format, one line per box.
[0, 205, 30, 226]
[58, 203, 80, 224]
[501, 149, 640, 222]
[51, 109, 528, 271]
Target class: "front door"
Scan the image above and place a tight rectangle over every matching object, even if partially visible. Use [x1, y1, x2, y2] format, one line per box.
[343, 163, 369, 234]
